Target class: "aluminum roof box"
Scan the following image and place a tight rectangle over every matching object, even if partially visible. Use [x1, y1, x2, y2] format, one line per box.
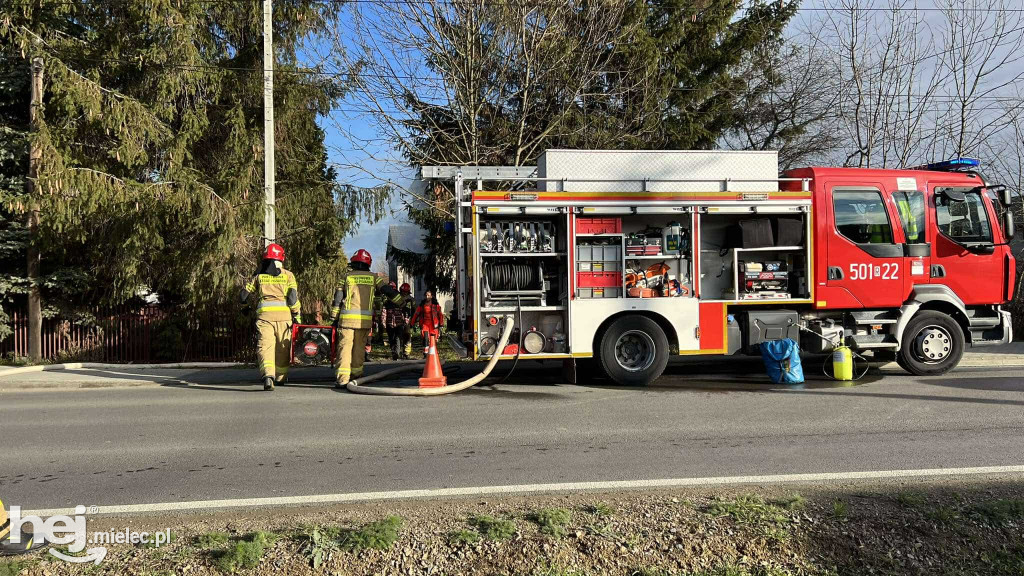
[536, 149, 779, 193]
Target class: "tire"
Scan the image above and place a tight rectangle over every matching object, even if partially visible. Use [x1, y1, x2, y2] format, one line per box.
[897, 310, 965, 376]
[598, 315, 669, 386]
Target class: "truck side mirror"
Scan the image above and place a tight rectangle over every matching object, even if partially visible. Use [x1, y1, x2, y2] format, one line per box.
[1001, 186, 1012, 207]
[1004, 211, 1016, 240]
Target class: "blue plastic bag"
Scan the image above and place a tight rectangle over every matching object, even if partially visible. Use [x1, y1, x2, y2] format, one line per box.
[760, 338, 804, 384]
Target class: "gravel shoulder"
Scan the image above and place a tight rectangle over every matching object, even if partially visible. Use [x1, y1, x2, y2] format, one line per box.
[4, 476, 1023, 576]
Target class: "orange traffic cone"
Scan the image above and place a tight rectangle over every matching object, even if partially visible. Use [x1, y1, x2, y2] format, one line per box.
[418, 332, 447, 388]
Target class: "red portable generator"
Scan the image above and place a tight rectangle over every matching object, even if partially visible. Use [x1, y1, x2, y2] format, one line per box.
[290, 324, 336, 365]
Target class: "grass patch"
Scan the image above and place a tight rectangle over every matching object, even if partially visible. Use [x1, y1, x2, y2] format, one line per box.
[214, 532, 278, 574]
[196, 531, 231, 549]
[896, 491, 926, 507]
[926, 504, 961, 525]
[706, 495, 790, 527]
[832, 499, 849, 519]
[586, 502, 615, 517]
[0, 558, 37, 576]
[447, 529, 481, 546]
[300, 526, 339, 570]
[769, 493, 806, 512]
[706, 495, 798, 543]
[469, 514, 517, 541]
[973, 498, 1024, 524]
[337, 516, 402, 551]
[981, 545, 1024, 573]
[529, 507, 573, 538]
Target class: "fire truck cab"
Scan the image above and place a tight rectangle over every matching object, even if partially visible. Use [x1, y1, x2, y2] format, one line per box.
[424, 150, 1015, 386]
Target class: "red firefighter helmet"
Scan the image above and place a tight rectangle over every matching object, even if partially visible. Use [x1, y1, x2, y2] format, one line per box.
[351, 249, 372, 266]
[400, 283, 411, 294]
[263, 243, 285, 262]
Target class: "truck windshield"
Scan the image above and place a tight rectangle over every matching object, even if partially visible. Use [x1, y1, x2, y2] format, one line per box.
[935, 187, 992, 244]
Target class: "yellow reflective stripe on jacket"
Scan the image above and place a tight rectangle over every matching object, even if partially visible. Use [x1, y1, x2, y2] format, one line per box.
[252, 268, 298, 320]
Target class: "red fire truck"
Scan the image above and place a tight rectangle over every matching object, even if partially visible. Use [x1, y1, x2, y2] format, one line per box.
[422, 150, 1015, 385]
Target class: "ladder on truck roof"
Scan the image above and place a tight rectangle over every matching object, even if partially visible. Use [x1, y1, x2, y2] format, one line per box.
[419, 165, 811, 322]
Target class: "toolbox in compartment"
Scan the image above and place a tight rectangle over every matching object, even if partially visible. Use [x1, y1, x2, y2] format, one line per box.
[625, 233, 664, 255]
[577, 244, 621, 261]
[577, 271, 622, 288]
[576, 217, 622, 235]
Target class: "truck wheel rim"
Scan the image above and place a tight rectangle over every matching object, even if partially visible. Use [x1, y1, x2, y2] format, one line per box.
[914, 326, 952, 363]
[615, 330, 656, 372]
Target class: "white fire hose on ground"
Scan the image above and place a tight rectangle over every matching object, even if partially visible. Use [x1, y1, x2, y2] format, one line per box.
[345, 315, 515, 396]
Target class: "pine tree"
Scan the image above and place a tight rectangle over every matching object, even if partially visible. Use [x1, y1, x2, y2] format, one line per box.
[0, 0, 387, 344]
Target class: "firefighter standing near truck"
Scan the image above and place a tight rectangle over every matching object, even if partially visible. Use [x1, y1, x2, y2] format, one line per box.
[411, 289, 444, 356]
[382, 282, 414, 360]
[331, 249, 403, 387]
[240, 243, 302, 391]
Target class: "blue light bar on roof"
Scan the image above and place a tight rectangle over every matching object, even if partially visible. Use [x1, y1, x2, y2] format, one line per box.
[911, 157, 981, 171]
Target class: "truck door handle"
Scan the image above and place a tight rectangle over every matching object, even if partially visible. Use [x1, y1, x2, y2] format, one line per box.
[930, 265, 946, 278]
[828, 266, 844, 280]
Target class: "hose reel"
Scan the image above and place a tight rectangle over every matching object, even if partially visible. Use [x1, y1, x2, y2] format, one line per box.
[483, 260, 546, 305]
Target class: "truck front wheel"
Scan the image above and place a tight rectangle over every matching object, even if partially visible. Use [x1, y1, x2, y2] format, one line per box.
[897, 311, 964, 376]
[598, 316, 669, 386]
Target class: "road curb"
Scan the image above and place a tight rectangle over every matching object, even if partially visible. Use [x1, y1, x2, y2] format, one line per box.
[0, 361, 246, 377]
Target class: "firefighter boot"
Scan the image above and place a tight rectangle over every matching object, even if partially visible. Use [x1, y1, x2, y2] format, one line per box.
[0, 498, 46, 556]
[263, 376, 275, 391]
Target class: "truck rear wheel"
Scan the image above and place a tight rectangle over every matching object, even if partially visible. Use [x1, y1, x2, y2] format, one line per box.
[897, 311, 964, 376]
[598, 316, 669, 386]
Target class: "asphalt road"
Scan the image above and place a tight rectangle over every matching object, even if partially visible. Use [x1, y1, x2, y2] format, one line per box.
[2, 360, 1023, 510]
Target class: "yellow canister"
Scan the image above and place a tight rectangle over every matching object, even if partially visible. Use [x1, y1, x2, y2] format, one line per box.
[832, 346, 853, 381]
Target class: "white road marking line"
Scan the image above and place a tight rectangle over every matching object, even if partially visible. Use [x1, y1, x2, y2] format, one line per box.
[22, 465, 1024, 517]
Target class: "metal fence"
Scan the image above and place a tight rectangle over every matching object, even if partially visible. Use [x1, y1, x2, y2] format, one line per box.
[1, 305, 255, 363]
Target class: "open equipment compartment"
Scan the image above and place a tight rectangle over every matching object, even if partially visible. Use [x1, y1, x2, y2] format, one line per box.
[621, 214, 694, 299]
[476, 210, 570, 357]
[698, 211, 811, 301]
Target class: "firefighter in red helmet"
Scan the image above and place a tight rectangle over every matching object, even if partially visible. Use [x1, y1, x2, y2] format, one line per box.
[241, 242, 302, 391]
[331, 249, 403, 387]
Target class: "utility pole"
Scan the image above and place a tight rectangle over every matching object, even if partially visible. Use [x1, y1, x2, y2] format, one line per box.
[262, 0, 275, 247]
[27, 57, 43, 363]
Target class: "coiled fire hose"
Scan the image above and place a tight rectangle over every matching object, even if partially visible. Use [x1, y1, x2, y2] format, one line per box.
[346, 315, 515, 396]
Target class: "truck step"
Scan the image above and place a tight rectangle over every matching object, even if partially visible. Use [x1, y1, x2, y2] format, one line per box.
[849, 310, 899, 325]
[967, 317, 1000, 328]
[848, 335, 899, 349]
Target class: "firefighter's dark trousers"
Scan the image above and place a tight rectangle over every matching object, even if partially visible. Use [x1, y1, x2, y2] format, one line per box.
[336, 327, 368, 384]
[257, 319, 291, 382]
[387, 325, 410, 359]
